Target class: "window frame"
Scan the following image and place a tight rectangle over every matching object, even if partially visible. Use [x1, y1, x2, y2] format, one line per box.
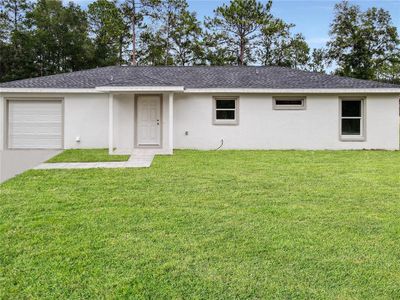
[339, 97, 366, 142]
[213, 96, 239, 125]
[273, 96, 306, 110]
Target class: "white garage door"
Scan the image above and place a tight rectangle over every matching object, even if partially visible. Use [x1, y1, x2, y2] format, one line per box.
[8, 100, 63, 149]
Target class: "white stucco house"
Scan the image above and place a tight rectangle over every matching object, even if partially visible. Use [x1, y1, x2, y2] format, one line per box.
[0, 66, 399, 154]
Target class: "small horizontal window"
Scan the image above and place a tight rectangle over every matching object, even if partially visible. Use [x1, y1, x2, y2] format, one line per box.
[213, 97, 238, 125]
[273, 97, 305, 110]
[275, 100, 303, 106]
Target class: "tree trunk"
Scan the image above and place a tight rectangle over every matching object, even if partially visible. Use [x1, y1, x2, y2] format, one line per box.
[14, 1, 18, 31]
[239, 38, 244, 66]
[165, 10, 171, 65]
[119, 35, 123, 65]
[131, 0, 137, 65]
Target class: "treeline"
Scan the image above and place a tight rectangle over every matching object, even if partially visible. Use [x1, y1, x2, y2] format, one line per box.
[0, 0, 399, 83]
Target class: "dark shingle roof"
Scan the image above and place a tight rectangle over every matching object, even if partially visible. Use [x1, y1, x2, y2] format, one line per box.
[1, 66, 399, 89]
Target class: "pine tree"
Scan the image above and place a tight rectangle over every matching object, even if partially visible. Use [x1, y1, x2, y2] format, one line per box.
[206, 0, 272, 65]
[88, 0, 128, 66]
[257, 18, 309, 69]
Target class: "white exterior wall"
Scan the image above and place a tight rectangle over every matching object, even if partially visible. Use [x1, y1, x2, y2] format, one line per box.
[64, 93, 172, 152]
[174, 93, 399, 150]
[0, 92, 398, 151]
[114, 94, 134, 151]
[63, 93, 109, 148]
[0, 93, 110, 150]
[0, 95, 4, 150]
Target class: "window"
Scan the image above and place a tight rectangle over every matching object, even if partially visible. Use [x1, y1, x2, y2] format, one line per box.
[213, 97, 239, 125]
[340, 98, 365, 140]
[273, 97, 306, 110]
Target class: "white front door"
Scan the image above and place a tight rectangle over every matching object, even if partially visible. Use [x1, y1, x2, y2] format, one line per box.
[136, 96, 161, 146]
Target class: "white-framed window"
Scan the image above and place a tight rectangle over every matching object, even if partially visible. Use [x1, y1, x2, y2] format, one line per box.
[340, 98, 365, 141]
[213, 97, 239, 125]
[273, 97, 306, 110]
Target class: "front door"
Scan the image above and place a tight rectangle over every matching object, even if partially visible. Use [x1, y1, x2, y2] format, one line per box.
[136, 95, 161, 146]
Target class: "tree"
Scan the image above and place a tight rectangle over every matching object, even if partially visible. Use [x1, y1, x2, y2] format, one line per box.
[0, 8, 7, 41]
[169, 9, 204, 65]
[376, 54, 400, 84]
[138, 0, 203, 66]
[327, 0, 400, 81]
[0, 0, 30, 32]
[137, 30, 166, 65]
[257, 18, 309, 69]
[308, 48, 328, 73]
[88, 0, 128, 66]
[202, 30, 236, 66]
[0, 0, 32, 82]
[206, 0, 272, 65]
[26, 0, 93, 76]
[120, 0, 159, 65]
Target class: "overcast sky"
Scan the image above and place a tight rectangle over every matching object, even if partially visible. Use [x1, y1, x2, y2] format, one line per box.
[68, 0, 400, 49]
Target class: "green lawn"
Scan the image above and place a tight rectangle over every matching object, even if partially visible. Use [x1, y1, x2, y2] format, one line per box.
[1, 150, 400, 299]
[47, 149, 130, 163]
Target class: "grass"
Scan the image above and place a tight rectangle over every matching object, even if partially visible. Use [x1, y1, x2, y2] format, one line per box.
[1, 150, 400, 299]
[47, 149, 130, 163]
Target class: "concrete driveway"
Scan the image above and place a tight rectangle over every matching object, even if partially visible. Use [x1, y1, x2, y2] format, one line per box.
[0, 150, 60, 183]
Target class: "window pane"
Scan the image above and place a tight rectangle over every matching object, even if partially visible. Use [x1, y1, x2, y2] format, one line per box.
[342, 101, 361, 117]
[275, 99, 303, 106]
[216, 99, 235, 109]
[216, 110, 235, 120]
[342, 119, 361, 135]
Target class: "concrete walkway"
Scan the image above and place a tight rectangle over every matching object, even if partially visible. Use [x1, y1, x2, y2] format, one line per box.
[35, 153, 155, 170]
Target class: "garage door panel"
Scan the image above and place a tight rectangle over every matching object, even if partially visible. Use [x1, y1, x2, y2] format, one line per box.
[10, 136, 62, 149]
[11, 114, 62, 123]
[8, 100, 63, 149]
[10, 123, 62, 135]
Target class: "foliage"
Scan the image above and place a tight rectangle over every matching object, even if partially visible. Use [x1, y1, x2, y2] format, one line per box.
[138, 0, 203, 66]
[205, 0, 272, 65]
[0, 0, 399, 83]
[2, 150, 400, 298]
[257, 18, 309, 69]
[0, 0, 30, 32]
[88, 0, 128, 66]
[308, 48, 329, 73]
[120, 0, 159, 65]
[30, 0, 93, 75]
[0, 0, 93, 81]
[169, 9, 204, 65]
[327, 0, 400, 81]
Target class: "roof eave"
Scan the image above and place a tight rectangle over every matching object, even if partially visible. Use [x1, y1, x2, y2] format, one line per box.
[0, 88, 99, 94]
[183, 88, 400, 94]
[1, 87, 399, 95]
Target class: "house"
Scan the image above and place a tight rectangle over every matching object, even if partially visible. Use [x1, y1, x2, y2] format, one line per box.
[0, 66, 399, 154]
